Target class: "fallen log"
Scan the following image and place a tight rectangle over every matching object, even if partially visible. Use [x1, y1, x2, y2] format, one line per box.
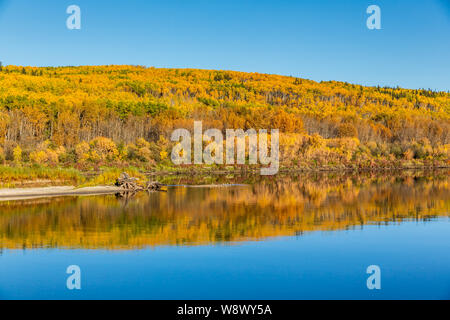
[116, 172, 165, 192]
[116, 172, 142, 191]
[146, 181, 164, 191]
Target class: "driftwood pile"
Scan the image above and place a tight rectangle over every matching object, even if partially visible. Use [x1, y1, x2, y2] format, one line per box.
[146, 181, 164, 191]
[116, 172, 141, 191]
[116, 172, 164, 192]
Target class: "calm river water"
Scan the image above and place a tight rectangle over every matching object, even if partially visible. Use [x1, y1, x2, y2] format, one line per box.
[0, 171, 449, 299]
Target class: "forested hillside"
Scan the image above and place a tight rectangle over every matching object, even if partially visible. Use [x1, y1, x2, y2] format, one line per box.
[0, 65, 449, 174]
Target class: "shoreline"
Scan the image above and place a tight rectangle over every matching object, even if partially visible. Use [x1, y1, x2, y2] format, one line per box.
[0, 186, 124, 201]
[0, 184, 250, 201]
[0, 167, 448, 202]
[144, 166, 450, 175]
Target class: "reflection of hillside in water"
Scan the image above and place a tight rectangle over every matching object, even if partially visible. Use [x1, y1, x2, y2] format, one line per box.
[0, 171, 449, 250]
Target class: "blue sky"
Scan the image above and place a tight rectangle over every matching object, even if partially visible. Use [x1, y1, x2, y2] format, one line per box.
[0, 0, 449, 91]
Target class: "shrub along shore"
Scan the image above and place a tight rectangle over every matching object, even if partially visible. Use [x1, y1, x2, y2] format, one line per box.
[0, 163, 448, 190]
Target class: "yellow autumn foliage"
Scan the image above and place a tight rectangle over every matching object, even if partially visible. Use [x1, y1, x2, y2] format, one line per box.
[0, 65, 447, 169]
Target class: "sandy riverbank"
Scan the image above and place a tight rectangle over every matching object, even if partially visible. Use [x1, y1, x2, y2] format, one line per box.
[0, 184, 250, 201]
[0, 186, 124, 201]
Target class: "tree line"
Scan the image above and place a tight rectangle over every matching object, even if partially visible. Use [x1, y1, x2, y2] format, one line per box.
[0, 65, 448, 170]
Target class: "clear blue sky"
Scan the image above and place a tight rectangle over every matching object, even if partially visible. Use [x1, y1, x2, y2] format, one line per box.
[0, 0, 449, 91]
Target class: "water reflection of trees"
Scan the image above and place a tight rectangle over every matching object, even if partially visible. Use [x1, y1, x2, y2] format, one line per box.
[0, 171, 448, 249]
